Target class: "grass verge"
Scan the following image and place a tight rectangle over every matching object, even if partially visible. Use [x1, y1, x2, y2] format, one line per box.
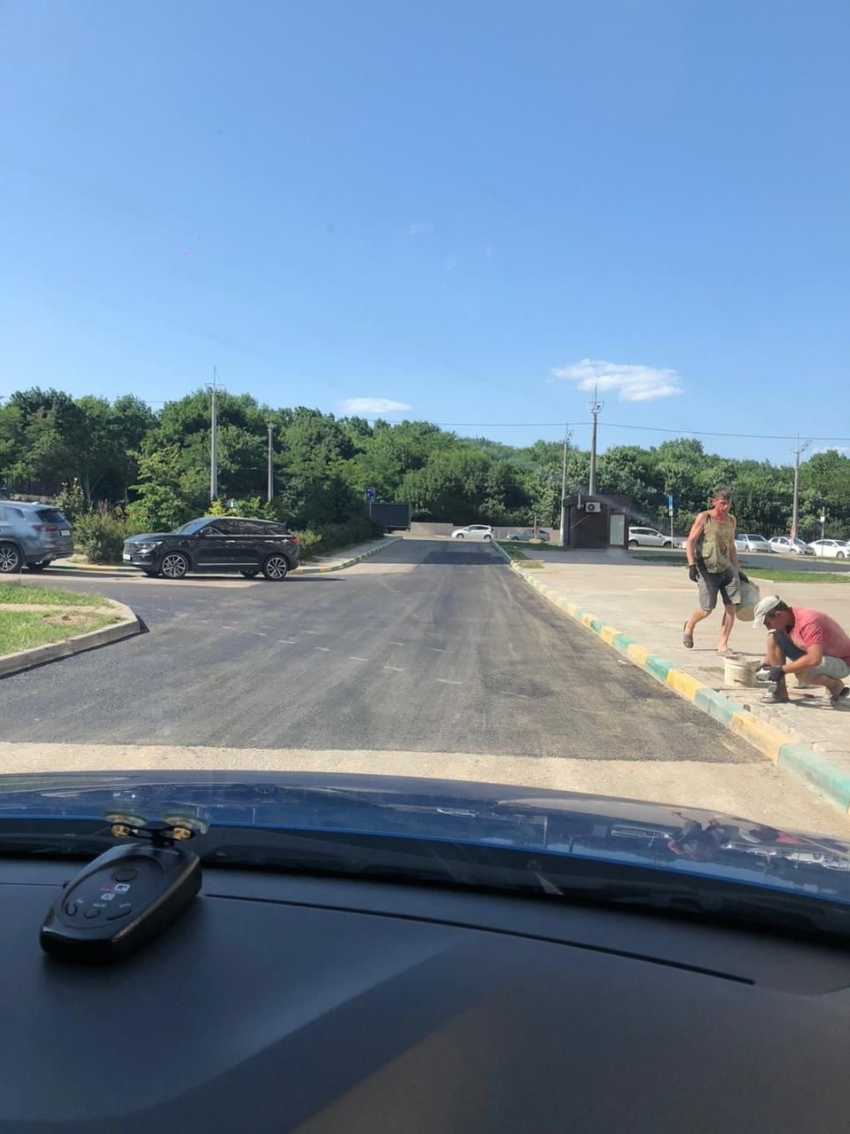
[0, 610, 118, 656]
[0, 582, 110, 607]
[632, 556, 850, 583]
[498, 542, 529, 560]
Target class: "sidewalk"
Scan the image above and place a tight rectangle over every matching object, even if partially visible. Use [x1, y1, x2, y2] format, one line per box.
[295, 536, 399, 573]
[498, 546, 850, 814]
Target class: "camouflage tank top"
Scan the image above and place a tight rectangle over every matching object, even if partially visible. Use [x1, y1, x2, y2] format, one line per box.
[696, 514, 735, 574]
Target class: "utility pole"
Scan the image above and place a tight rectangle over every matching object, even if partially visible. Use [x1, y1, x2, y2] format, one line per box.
[790, 435, 810, 541]
[267, 420, 275, 502]
[209, 367, 219, 502]
[588, 385, 604, 496]
[559, 423, 573, 547]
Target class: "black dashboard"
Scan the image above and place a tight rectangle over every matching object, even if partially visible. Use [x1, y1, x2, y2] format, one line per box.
[3, 857, 850, 1132]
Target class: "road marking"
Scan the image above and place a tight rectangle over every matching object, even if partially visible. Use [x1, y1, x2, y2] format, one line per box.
[436, 678, 462, 685]
[252, 632, 268, 637]
[430, 647, 448, 652]
[304, 630, 322, 635]
[388, 641, 405, 646]
[223, 625, 240, 630]
[350, 656, 368, 661]
[383, 665, 405, 672]
[315, 646, 331, 652]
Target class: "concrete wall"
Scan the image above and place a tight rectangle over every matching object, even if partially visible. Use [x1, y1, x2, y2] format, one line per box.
[410, 521, 557, 541]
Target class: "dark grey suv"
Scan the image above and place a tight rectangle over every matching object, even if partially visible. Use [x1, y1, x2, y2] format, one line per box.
[123, 517, 300, 580]
[0, 500, 75, 573]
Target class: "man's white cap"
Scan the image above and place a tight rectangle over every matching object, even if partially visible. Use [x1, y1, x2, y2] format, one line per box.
[754, 595, 782, 628]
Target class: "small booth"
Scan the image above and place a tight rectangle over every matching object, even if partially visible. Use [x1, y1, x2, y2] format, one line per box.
[563, 495, 631, 550]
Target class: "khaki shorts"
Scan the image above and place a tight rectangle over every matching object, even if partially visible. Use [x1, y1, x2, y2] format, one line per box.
[807, 656, 850, 681]
[697, 567, 741, 612]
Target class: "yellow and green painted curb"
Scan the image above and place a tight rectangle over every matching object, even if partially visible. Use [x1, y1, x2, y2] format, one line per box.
[493, 541, 850, 814]
[295, 537, 400, 574]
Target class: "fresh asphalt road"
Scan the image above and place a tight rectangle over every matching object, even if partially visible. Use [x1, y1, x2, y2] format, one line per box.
[4, 538, 850, 834]
[1, 539, 760, 759]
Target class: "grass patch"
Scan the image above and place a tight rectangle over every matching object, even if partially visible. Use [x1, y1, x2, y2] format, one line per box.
[0, 610, 118, 656]
[747, 568, 850, 584]
[632, 557, 850, 584]
[498, 542, 529, 560]
[0, 582, 110, 608]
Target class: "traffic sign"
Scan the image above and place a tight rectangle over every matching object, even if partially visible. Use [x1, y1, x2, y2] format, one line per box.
[667, 495, 674, 509]
[365, 487, 376, 502]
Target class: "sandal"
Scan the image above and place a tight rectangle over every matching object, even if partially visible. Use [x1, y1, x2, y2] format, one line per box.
[761, 692, 790, 705]
[682, 622, 694, 649]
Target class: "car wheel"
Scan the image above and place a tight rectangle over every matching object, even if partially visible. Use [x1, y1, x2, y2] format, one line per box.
[456, 534, 464, 539]
[26, 560, 50, 572]
[262, 554, 289, 581]
[484, 535, 492, 541]
[628, 539, 638, 547]
[240, 569, 259, 578]
[663, 540, 672, 548]
[838, 552, 846, 559]
[0, 542, 22, 573]
[160, 552, 189, 579]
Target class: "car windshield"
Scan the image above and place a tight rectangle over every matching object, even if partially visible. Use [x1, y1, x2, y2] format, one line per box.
[171, 519, 211, 536]
[2, 2, 850, 947]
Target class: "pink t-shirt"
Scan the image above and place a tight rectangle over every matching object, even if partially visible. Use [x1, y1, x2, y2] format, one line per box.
[790, 608, 850, 665]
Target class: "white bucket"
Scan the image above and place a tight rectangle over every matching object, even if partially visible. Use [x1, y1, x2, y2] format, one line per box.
[724, 657, 761, 687]
[736, 579, 761, 622]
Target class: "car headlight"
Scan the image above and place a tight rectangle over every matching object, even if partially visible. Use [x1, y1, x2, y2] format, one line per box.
[134, 541, 162, 553]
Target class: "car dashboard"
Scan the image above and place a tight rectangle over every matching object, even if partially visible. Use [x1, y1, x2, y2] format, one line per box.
[3, 857, 850, 1133]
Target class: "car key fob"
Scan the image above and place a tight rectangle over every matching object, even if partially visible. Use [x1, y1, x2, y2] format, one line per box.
[41, 843, 201, 963]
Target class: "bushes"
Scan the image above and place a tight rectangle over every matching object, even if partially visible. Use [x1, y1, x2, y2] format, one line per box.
[74, 504, 146, 563]
[293, 515, 384, 563]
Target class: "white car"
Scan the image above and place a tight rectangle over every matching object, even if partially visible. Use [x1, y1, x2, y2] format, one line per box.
[451, 524, 494, 541]
[627, 527, 672, 548]
[808, 539, 850, 559]
[734, 533, 773, 553]
[769, 536, 814, 556]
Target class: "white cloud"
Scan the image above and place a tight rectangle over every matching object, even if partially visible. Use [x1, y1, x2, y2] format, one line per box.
[341, 397, 411, 415]
[551, 358, 683, 402]
[815, 445, 850, 455]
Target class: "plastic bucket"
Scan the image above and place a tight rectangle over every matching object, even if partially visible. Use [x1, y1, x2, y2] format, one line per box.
[736, 579, 761, 622]
[724, 657, 761, 687]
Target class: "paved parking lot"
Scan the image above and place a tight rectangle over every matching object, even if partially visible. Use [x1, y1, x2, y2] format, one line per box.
[4, 539, 847, 834]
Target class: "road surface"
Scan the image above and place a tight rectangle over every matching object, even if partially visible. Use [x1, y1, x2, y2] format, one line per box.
[1, 538, 846, 835]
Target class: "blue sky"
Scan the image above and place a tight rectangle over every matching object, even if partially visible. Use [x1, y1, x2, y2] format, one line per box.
[1, 0, 848, 462]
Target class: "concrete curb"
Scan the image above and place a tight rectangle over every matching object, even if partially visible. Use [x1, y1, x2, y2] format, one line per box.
[49, 561, 137, 574]
[0, 598, 142, 679]
[294, 537, 400, 574]
[494, 541, 850, 815]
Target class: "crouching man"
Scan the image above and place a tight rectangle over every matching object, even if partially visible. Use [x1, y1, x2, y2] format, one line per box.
[754, 595, 850, 708]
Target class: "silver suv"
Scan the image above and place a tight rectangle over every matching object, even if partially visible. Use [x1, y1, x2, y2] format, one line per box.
[0, 501, 75, 573]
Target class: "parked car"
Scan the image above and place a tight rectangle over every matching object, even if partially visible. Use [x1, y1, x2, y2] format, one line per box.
[769, 536, 815, 556]
[0, 500, 74, 573]
[122, 517, 300, 579]
[507, 529, 551, 542]
[627, 526, 672, 548]
[450, 525, 494, 541]
[734, 533, 773, 553]
[808, 539, 850, 560]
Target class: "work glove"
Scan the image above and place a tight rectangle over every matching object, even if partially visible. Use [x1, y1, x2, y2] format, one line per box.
[766, 666, 786, 683]
[688, 564, 699, 583]
[739, 570, 749, 583]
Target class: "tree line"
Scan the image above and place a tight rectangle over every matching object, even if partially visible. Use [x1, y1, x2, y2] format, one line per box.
[1, 386, 848, 542]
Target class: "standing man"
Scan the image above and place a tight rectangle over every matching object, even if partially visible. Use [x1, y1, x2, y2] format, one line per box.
[753, 595, 850, 707]
[683, 487, 745, 656]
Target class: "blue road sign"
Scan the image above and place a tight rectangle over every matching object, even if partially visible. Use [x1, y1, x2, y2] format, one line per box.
[667, 495, 674, 509]
[365, 486, 376, 502]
